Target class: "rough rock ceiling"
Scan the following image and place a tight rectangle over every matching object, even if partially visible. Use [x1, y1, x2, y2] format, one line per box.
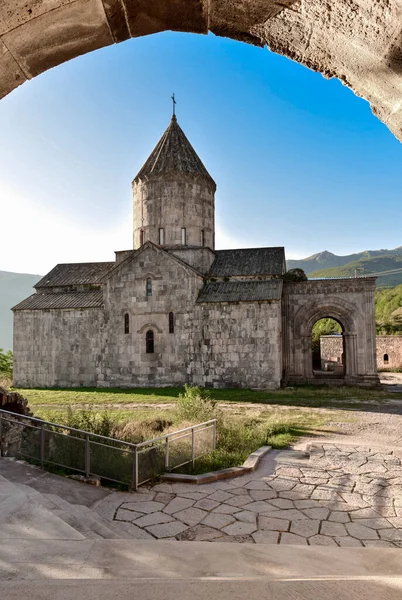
[0, 0, 401, 140]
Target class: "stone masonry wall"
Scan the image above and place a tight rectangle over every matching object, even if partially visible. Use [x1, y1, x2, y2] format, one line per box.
[133, 177, 215, 250]
[13, 245, 284, 389]
[100, 244, 204, 387]
[376, 336, 402, 369]
[13, 308, 103, 387]
[322, 335, 402, 370]
[191, 301, 282, 389]
[320, 335, 344, 366]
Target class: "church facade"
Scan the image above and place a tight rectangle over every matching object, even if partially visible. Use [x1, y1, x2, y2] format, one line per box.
[13, 115, 379, 389]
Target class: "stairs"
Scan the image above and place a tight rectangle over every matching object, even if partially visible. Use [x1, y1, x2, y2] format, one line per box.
[0, 457, 143, 540]
[2, 457, 402, 599]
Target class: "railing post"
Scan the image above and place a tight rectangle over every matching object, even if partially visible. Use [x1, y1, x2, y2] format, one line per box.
[40, 425, 45, 468]
[85, 434, 90, 478]
[131, 446, 138, 491]
[165, 436, 169, 470]
[212, 420, 217, 451]
[191, 427, 196, 468]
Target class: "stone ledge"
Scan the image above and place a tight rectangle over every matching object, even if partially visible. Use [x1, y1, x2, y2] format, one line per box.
[160, 446, 272, 485]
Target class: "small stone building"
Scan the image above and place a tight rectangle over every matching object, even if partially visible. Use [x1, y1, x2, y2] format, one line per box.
[321, 334, 402, 371]
[13, 115, 379, 389]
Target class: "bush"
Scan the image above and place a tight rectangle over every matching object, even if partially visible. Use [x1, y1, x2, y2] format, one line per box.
[176, 384, 221, 423]
[0, 349, 13, 377]
[63, 406, 115, 438]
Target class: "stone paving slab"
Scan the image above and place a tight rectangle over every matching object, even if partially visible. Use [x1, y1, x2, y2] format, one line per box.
[99, 444, 402, 547]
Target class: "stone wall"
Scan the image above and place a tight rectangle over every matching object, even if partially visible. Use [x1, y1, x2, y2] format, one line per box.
[377, 336, 402, 369]
[168, 247, 215, 274]
[100, 244, 204, 387]
[14, 244, 283, 389]
[320, 335, 344, 368]
[191, 301, 282, 389]
[13, 308, 103, 387]
[321, 335, 402, 371]
[133, 176, 215, 250]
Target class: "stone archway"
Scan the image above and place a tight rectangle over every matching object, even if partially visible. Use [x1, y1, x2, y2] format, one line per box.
[282, 278, 379, 387]
[296, 300, 357, 382]
[1, 1, 402, 141]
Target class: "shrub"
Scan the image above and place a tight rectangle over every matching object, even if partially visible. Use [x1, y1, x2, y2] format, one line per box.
[63, 406, 115, 438]
[0, 349, 13, 377]
[176, 384, 221, 423]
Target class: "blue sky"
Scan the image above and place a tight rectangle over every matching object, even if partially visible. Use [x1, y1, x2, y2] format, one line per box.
[0, 31, 401, 275]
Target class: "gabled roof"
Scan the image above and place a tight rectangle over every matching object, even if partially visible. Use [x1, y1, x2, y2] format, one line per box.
[197, 280, 283, 303]
[208, 247, 286, 277]
[35, 262, 115, 288]
[106, 241, 204, 281]
[133, 116, 216, 188]
[12, 291, 104, 311]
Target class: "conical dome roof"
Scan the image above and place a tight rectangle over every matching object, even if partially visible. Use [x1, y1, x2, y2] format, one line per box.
[133, 116, 216, 188]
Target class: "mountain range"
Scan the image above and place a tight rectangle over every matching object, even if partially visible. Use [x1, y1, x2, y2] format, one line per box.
[1, 245, 402, 350]
[287, 247, 402, 288]
[0, 271, 41, 350]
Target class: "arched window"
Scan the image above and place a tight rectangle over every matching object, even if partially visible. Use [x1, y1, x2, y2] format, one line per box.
[140, 230, 144, 246]
[181, 227, 187, 245]
[201, 229, 205, 246]
[384, 353, 389, 364]
[124, 313, 129, 334]
[146, 278, 152, 297]
[159, 228, 164, 245]
[169, 312, 174, 334]
[146, 330, 154, 354]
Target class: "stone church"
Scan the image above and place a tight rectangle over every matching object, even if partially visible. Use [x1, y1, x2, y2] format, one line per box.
[13, 114, 379, 389]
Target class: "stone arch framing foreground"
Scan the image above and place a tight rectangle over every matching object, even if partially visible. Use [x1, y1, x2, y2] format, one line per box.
[282, 278, 379, 387]
[1, 1, 402, 141]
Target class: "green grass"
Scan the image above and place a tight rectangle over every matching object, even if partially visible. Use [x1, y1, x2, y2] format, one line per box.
[8, 383, 397, 479]
[16, 383, 402, 413]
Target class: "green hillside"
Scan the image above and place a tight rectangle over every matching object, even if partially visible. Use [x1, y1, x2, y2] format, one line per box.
[375, 285, 402, 334]
[0, 271, 41, 350]
[308, 255, 402, 288]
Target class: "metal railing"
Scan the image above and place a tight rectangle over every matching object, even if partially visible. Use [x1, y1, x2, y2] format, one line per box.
[0, 409, 217, 490]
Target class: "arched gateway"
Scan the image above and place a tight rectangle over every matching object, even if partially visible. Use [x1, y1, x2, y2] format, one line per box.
[282, 278, 379, 386]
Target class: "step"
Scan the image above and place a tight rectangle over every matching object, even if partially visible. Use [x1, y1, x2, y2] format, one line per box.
[0, 539, 402, 582]
[1, 577, 402, 600]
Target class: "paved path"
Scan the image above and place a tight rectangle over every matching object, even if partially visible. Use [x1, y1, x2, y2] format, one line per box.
[96, 443, 402, 547]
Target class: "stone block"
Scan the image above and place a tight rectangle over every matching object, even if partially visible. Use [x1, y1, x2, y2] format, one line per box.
[0, 38, 26, 99]
[222, 521, 257, 536]
[2, 0, 113, 78]
[163, 497, 195, 515]
[279, 532, 308, 545]
[173, 507, 208, 526]
[146, 521, 188, 539]
[290, 519, 320, 538]
[201, 512, 236, 530]
[132, 511, 174, 528]
[252, 530, 279, 544]
[259, 516, 289, 532]
[122, 0, 208, 37]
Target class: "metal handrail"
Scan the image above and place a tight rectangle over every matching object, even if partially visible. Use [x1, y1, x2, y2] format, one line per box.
[0, 408, 217, 490]
[135, 419, 216, 448]
[0, 408, 137, 447]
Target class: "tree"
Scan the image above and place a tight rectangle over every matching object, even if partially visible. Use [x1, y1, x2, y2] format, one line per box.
[0, 349, 13, 377]
[282, 268, 308, 282]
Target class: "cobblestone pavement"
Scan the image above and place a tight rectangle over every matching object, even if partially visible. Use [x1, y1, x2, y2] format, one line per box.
[95, 443, 402, 546]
